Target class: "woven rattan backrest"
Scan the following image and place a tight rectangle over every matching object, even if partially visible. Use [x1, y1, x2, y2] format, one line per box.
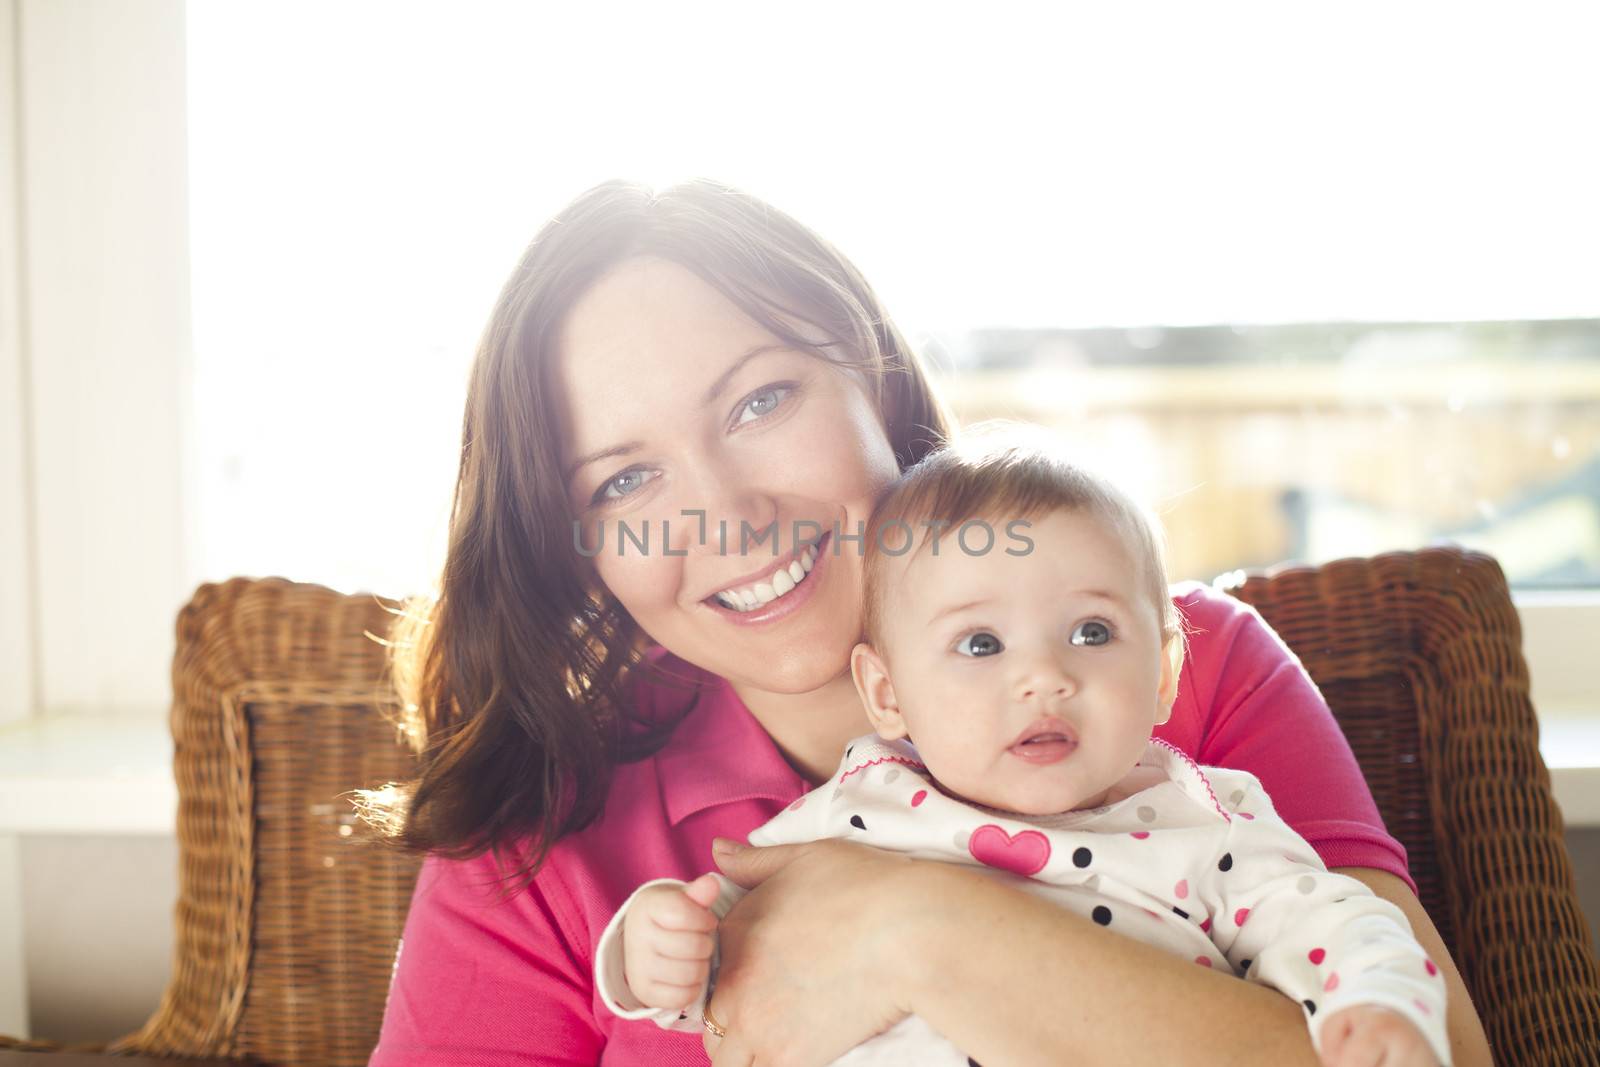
[109, 577, 420, 1067]
[1219, 546, 1600, 1065]
[76, 554, 1600, 1065]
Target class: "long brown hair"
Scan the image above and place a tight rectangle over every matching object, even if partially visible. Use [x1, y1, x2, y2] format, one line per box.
[363, 178, 953, 888]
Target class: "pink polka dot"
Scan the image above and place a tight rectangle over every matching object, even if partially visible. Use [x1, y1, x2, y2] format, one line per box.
[1239, 812, 1255, 820]
[1324, 973, 1340, 992]
[1308, 948, 1326, 965]
[1194, 956, 1212, 967]
[1130, 831, 1150, 839]
[1413, 999, 1432, 1016]
[1200, 917, 1212, 933]
[1174, 879, 1189, 899]
[1234, 908, 1250, 927]
[1425, 959, 1438, 977]
[910, 789, 927, 807]
[788, 797, 805, 811]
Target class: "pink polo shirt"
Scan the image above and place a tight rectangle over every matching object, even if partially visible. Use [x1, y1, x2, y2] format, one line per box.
[369, 581, 1412, 1066]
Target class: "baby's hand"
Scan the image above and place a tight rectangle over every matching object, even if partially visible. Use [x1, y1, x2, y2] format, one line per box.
[1319, 1005, 1440, 1067]
[622, 873, 721, 1011]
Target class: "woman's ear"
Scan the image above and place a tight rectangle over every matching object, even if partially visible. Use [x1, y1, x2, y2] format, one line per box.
[1155, 631, 1183, 726]
[850, 642, 908, 740]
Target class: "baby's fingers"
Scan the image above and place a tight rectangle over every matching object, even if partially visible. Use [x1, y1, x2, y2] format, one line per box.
[650, 886, 718, 932]
[683, 872, 722, 909]
[647, 926, 715, 962]
[632, 973, 705, 1011]
[1325, 1027, 1385, 1067]
[632, 946, 711, 1008]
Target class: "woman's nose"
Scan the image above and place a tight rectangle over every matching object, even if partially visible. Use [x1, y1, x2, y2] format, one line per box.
[679, 458, 781, 557]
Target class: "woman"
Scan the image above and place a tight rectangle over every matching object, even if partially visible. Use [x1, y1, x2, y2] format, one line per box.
[368, 179, 1491, 1067]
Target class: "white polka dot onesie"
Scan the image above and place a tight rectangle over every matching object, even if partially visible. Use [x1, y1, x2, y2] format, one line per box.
[596, 734, 1451, 1065]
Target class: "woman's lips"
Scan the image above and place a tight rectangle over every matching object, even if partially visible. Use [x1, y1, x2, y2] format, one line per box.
[702, 532, 831, 627]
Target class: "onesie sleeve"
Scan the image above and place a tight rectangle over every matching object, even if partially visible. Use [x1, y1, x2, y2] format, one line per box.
[593, 875, 745, 1033]
[1195, 771, 1451, 1065]
[1175, 582, 1415, 892]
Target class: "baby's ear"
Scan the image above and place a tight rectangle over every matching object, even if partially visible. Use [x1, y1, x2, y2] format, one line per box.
[1154, 631, 1183, 726]
[850, 642, 908, 740]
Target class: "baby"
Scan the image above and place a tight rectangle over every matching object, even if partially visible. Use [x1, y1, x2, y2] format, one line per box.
[594, 432, 1451, 1067]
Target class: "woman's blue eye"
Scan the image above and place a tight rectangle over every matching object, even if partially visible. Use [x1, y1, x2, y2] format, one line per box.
[1070, 620, 1113, 647]
[734, 385, 793, 426]
[956, 631, 1004, 657]
[594, 468, 653, 504]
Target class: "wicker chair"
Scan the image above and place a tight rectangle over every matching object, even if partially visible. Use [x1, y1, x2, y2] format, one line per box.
[3, 546, 1597, 1065]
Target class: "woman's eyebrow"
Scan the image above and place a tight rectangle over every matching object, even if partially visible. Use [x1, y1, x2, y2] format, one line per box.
[564, 344, 791, 485]
[565, 442, 641, 485]
[702, 343, 789, 404]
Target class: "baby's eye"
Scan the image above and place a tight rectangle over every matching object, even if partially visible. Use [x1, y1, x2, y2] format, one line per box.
[1069, 620, 1114, 647]
[733, 384, 794, 426]
[955, 631, 1004, 657]
[594, 467, 655, 505]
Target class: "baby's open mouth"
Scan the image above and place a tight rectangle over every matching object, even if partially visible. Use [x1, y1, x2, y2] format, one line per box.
[1008, 717, 1079, 764]
[704, 533, 828, 613]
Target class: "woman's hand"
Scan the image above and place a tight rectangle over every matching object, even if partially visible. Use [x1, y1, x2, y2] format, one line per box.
[699, 836, 920, 1067]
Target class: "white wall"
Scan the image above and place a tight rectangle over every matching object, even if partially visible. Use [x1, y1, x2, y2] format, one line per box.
[1, 0, 190, 1044]
[0, 0, 35, 733]
[3, 0, 195, 724]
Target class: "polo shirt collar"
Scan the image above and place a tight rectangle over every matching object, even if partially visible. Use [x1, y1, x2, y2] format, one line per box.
[652, 661, 808, 827]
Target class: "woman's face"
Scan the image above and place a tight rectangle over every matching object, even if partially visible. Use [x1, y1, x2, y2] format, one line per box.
[555, 256, 900, 694]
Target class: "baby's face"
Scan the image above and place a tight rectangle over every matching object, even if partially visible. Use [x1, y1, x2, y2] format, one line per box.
[860, 508, 1175, 816]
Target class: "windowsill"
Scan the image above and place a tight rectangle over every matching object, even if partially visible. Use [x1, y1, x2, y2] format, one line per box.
[0, 713, 176, 834]
[3, 710, 1600, 833]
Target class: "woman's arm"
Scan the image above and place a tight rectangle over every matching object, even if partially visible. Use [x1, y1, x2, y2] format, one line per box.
[707, 843, 1494, 1067]
[710, 839, 1324, 1067]
[905, 859, 1325, 1067]
[1331, 867, 1494, 1067]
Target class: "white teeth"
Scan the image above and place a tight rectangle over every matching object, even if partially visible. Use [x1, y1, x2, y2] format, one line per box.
[712, 546, 818, 612]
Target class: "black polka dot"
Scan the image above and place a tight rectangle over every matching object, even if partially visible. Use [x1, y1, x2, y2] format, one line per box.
[1241, 959, 1252, 972]
[1092, 905, 1112, 926]
[1072, 847, 1093, 868]
[1302, 999, 1317, 1015]
[1218, 852, 1233, 872]
[849, 815, 866, 830]
[968, 1059, 983, 1067]
[1172, 906, 1189, 920]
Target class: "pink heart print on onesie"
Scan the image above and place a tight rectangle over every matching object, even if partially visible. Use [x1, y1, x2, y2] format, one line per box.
[967, 824, 1052, 877]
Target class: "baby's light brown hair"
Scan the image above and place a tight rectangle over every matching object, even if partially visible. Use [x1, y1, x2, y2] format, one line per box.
[860, 426, 1182, 656]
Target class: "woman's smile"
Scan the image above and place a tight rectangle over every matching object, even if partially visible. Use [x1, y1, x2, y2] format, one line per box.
[700, 532, 833, 626]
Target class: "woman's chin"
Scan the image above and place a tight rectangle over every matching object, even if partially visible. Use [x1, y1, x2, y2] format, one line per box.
[731, 646, 855, 696]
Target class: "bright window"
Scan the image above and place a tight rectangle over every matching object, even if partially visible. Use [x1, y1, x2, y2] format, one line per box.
[186, 2, 1600, 599]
